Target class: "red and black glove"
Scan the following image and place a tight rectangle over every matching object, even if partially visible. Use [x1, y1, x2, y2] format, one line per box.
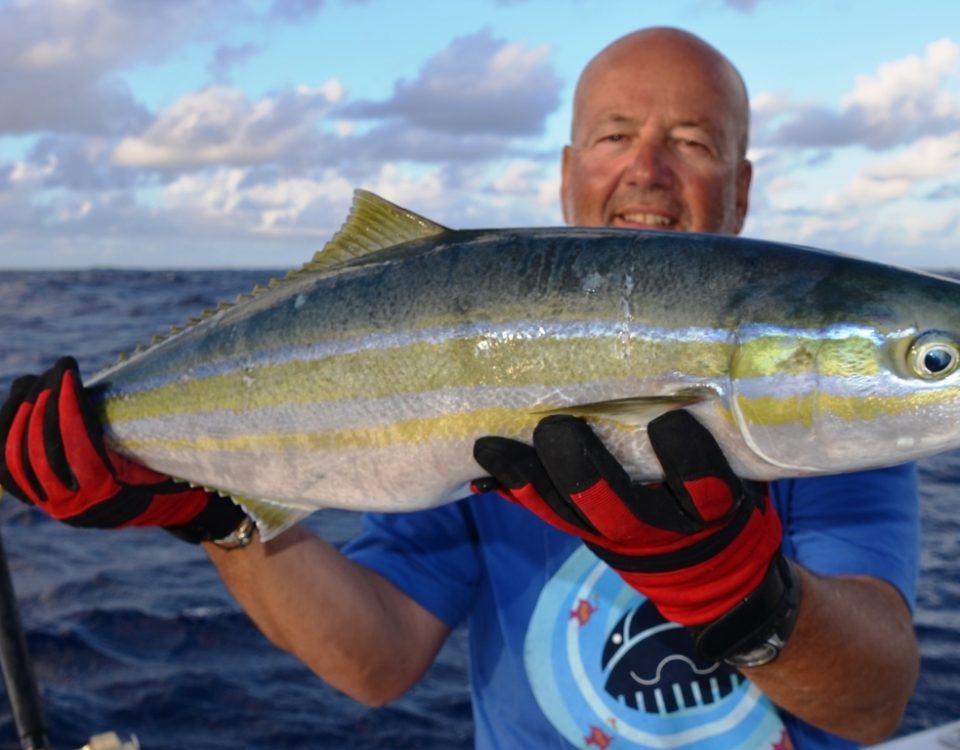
[473, 410, 799, 663]
[0, 357, 246, 544]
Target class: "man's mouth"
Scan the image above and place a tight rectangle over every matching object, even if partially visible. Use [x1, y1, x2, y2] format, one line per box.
[613, 212, 677, 229]
[619, 213, 676, 227]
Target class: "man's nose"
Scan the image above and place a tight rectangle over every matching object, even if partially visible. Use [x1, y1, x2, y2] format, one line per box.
[623, 141, 674, 189]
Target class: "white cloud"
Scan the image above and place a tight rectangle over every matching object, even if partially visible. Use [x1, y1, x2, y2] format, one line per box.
[535, 175, 562, 215]
[743, 37, 960, 268]
[0, 0, 250, 136]
[813, 133, 960, 212]
[366, 164, 445, 210]
[756, 37, 960, 150]
[112, 83, 342, 170]
[822, 175, 913, 211]
[342, 28, 561, 138]
[9, 156, 57, 186]
[492, 160, 541, 193]
[842, 38, 959, 123]
[17, 38, 74, 69]
[864, 132, 960, 181]
[164, 167, 353, 235]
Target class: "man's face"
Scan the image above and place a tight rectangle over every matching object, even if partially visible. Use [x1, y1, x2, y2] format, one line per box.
[561, 38, 751, 235]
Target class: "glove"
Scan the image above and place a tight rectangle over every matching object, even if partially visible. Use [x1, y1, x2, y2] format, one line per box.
[472, 411, 784, 629]
[0, 357, 246, 543]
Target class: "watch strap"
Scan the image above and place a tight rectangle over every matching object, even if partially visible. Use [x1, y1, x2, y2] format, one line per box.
[690, 552, 801, 664]
[164, 493, 249, 545]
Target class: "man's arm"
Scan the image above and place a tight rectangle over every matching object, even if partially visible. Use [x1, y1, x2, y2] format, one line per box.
[746, 570, 918, 744]
[204, 525, 451, 706]
[473, 412, 919, 745]
[0, 359, 451, 708]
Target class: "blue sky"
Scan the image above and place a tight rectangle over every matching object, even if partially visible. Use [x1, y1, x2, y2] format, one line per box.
[0, 0, 958, 269]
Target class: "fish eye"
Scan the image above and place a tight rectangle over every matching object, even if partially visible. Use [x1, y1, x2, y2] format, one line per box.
[908, 332, 960, 379]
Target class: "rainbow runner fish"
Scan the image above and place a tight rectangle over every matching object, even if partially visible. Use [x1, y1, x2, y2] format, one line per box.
[86, 191, 960, 539]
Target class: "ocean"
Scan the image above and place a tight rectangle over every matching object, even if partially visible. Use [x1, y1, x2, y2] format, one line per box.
[0, 269, 955, 749]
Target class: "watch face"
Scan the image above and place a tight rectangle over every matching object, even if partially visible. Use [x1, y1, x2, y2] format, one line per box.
[724, 640, 781, 668]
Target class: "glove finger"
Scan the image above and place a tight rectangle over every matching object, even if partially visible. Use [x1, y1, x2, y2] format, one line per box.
[474, 435, 599, 534]
[0, 375, 43, 503]
[50, 359, 120, 498]
[8, 360, 87, 502]
[42, 357, 86, 490]
[534, 414, 708, 536]
[647, 410, 742, 525]
[61, 482, 210, 529]
[21, 360, 120, 515]
[534, 414, 682, 541]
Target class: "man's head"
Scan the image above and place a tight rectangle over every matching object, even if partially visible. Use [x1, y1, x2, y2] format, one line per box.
[561, 27, 752, 235]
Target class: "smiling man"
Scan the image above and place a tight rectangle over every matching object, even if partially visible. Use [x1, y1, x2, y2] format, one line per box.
[561, 29, 751, 235]
[0, 26, 920, 750]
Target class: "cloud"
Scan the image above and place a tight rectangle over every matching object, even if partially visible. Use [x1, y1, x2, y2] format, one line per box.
[268, 0, 326, 21]
[723, 0, 761, 11]
[863, 132, 960, 181]
[348, 124, 534, 167]
[24, 135, 141, 192]
[0, 9, 569, 267]
[491, 160, 542, 194]
[112, 83, 345, 170]
[163, 166, 354, 235]
[208, 42, 262, 82]
[757, 38, 960, 150]
[342, 28, 562, 138]
[818, 133, 960, 212]
[748, 40, 960, 252]
[0, 0, 255, 136]
[927, 183, 960, 201]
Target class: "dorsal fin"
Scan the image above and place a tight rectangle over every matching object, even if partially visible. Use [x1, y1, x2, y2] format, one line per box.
[91, 190, 449, 379]
[305, 189, 451, 272]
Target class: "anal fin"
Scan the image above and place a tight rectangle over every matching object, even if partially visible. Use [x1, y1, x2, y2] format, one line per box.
[223, 493, 314, 541]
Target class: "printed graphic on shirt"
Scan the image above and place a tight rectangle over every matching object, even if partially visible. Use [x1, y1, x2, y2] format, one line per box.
[524, 546, 790, 749]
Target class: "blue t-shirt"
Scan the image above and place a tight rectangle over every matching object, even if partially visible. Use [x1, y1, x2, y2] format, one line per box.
[344, 464, 919, 750]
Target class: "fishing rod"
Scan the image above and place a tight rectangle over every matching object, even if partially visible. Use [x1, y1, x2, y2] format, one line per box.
[0, 523, 49, 750]
[0, 498, 138, 750]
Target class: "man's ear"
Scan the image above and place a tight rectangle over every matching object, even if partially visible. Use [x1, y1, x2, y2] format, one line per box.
[560, 145, 574, 225]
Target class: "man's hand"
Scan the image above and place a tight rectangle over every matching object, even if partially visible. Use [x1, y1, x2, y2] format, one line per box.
[473, 410, 792, 659]
[0, 356, 245, 543]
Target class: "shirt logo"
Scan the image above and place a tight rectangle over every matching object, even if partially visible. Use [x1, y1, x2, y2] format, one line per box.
[602, 604, 743, 714]
[524, 546, 789, 748]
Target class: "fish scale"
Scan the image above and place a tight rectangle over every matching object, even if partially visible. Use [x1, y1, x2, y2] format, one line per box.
[85, 190, 960, 539]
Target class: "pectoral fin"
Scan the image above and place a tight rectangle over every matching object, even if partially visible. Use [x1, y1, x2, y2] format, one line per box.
[536, 388, 714, 426]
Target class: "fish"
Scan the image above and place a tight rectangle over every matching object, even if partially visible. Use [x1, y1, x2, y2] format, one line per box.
[84, 189, 960, 539]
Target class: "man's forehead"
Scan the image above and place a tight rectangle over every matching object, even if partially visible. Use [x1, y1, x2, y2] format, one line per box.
[572, 56, 746, 152]
[577, 102, 729, 136]
[573, 31, 747, 121]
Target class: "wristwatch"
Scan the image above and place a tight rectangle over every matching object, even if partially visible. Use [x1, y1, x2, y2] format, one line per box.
[691, 552, 802, 668]
[211, 515, 257, 550]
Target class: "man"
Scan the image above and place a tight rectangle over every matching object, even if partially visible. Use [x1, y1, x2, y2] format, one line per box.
[0, 27, 919, 749]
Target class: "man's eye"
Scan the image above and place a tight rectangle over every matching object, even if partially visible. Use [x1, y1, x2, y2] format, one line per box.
[599, 133, 626, 143]
[676, 137, 714, 155]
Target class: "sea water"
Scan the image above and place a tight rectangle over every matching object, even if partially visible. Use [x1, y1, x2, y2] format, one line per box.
[0, 269, 955, 749]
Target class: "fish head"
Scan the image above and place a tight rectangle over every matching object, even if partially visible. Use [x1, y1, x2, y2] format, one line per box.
[730, 268, 960, 475]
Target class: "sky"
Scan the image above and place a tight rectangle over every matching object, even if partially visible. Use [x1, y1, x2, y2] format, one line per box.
[0, 0, 958, 270]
